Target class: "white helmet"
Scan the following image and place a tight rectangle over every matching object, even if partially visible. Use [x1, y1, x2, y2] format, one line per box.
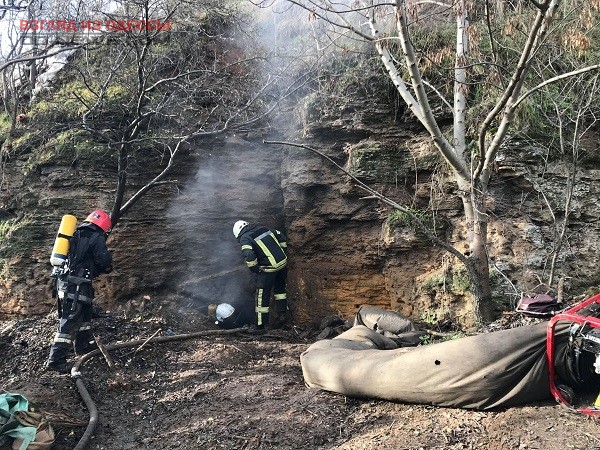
[215, 303, 235, 323]
[232, 220, 249, 238]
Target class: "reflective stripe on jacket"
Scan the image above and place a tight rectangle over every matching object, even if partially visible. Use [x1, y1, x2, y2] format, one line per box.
[239, 225, 287, 273]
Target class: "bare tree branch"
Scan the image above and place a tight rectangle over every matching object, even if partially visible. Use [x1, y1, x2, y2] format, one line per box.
[512, 64, 600, 110]
[0, 45, 83, 72]
[263, 139, 468, 262]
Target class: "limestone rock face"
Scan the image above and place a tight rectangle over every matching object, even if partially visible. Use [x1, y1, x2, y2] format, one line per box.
[0, 136, 285, 318]
[2, 84, 600, 328]
[280, 90, 600, 326]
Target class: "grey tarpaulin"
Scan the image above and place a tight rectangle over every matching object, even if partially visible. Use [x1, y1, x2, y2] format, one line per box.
[354, 305, 428, 346]
[301, 306, 571, 410]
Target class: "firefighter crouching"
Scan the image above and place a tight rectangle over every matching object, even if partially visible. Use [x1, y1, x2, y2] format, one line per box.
[233, 220, 288, 330]
[213, 302, 253, 329]
[45, 210, 113, 374]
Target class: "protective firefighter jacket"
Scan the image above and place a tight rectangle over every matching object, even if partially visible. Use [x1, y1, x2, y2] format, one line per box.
[65, 223, 113, 298]
[48, 222, 113, 365]
[238, 224, 287, 273]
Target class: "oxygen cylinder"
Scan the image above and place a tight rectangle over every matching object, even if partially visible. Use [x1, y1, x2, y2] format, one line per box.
[50, 214, 77, 267]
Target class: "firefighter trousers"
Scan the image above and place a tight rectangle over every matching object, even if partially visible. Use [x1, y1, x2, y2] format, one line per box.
[255, 267, 288, 327]
[47, 296, 95, 364]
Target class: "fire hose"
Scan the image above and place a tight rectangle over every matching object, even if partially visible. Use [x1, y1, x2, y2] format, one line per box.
[70, 327, 245, 450]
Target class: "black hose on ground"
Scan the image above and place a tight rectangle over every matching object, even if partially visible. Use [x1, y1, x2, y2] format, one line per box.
[70, 327, 246, 450]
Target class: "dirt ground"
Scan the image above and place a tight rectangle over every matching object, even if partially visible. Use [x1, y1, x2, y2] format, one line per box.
[1, 298, 599, 450]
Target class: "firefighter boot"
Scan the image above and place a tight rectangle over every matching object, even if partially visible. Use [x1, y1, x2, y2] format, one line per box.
[278, 314, 288, 328]
[46, 345, 70, 373]
[44, 359, 70, 374]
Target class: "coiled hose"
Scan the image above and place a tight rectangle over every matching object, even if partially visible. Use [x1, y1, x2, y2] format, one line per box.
[70, 327, 245, 450]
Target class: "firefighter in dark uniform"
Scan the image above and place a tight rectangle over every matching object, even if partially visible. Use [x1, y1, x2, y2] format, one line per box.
[213, 302, 254, 329]
[233, 220, 288, 330]
[45, 210, 113, 373]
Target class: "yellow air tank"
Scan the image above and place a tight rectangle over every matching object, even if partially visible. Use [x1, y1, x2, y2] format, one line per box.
[50, 214, 77, 267]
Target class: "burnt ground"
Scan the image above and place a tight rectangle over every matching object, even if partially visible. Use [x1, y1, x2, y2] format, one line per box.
[1, 297, 599, 450]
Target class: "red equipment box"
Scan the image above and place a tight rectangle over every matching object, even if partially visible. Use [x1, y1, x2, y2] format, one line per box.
[547, 294, 600, 415]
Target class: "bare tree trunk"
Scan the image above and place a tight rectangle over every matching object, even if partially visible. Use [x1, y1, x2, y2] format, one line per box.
[111, 146, 129, 226]
[464, 255, 491, 324]
[29, 32, 38, 96]
[455, 176, 493, 323]
[454, 1, 494, 322]
[470, 215, 493, 322]
[8, 69, 18, 135]
[453, 0, 468, 162]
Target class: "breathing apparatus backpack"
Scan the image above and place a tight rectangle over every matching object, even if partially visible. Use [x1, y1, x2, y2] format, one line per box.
[50, 215, 77, 305]
[50, 216, 94, 314]
[50, 215, 77, 268]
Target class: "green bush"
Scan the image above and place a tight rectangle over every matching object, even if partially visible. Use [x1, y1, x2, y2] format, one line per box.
[421, 266, 470, 296]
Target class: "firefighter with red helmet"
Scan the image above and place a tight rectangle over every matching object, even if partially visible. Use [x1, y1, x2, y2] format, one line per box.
[233, 220, 288, 330]
[45, 210, 113, 373]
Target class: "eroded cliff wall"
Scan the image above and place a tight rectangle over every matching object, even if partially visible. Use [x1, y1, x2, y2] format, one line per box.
[2, 78, 600, 327]
[279, 83, 600, 326]
[0, 135, 288, 318]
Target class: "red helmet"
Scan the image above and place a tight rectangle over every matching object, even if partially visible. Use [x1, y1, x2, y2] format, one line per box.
[84, 210, 112, 232]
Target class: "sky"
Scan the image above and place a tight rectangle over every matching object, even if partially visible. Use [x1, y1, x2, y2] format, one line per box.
[0, 0, 121, 60]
